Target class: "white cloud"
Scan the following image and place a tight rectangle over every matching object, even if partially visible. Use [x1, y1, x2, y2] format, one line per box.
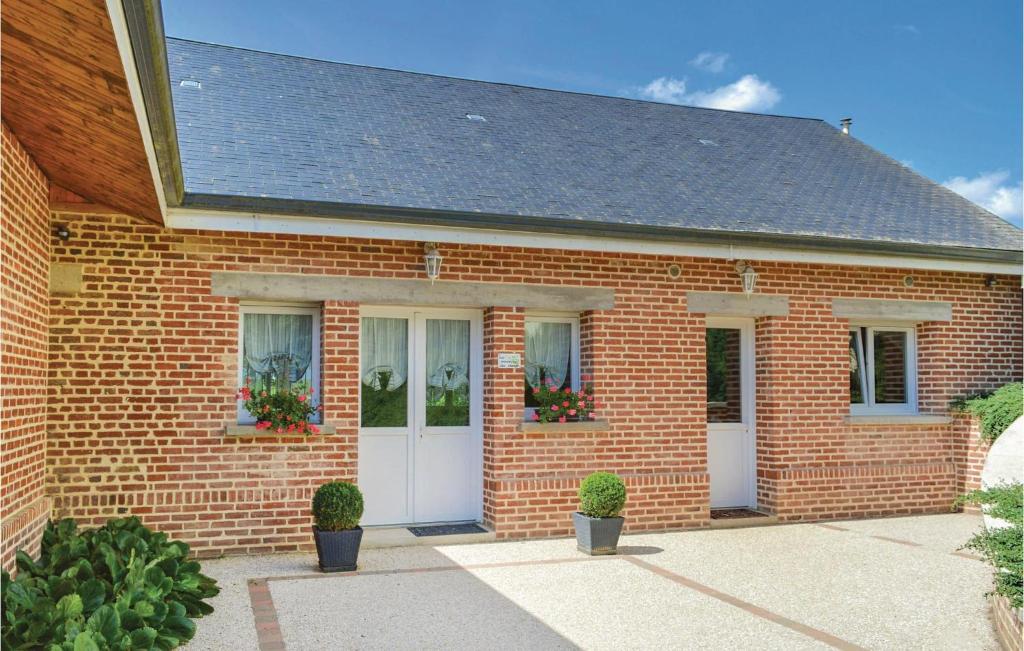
[638, 77, 688, 104]
[637, 74, 781, 112]
[683, 75, 782, 112]
[689, 51, 729, 73]
[943, 170, 1023, 224]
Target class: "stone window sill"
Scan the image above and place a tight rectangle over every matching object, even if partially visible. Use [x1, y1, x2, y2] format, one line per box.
[843, 415, 951, 426]
[225, 424, 336, 437]
[519, 419, 611, 434]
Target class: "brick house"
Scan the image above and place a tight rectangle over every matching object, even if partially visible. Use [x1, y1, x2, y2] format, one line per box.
[1, 1, 1020, 570]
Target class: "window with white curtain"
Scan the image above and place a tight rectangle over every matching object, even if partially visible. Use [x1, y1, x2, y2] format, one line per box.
[524, 315, 580, 419]
[849, 324, 917, 415]
[238, 304, 321, 423]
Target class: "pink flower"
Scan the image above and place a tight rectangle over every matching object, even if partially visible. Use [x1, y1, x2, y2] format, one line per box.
[564, 387, 572, 394]
[287, 424, 295, 432]
[276, 427, 284, 434]
[309, 424, 320, 434]
[568, 409, 577, 416]
[532, 387, 540, 395]
[261, 391, 268, 397]
[532, 412, 540, 421]
[255, 421, 270, 430]
[548, 386, 557, 393]
[561, 401, 569, 407]
[558, 416, 567, 423]
[298, 394, 307, 402]
[308, 386, 314, 395]
[550, 404, 559, 412]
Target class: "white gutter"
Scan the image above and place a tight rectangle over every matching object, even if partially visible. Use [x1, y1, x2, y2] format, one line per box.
[105, 0, 168, 222]
[166, 207, 1022, 276]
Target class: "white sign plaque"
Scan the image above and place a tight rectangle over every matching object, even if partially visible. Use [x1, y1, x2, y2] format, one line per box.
[497, 352, 522, 369]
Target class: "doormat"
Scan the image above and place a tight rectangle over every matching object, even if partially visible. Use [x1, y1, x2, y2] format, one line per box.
[710, 508, 769, 520]
[407, 523, 488, 537]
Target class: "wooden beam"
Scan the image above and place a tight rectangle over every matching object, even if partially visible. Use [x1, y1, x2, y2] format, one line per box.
[685, 291, 789, 317]
[832, 298, 952, 322]
[210, 272, 616, 311]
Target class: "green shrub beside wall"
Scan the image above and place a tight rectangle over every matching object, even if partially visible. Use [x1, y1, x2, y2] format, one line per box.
[1, 517, 219, 650]
[953, 382, 1023, 442]
[957, 484, 1023, 609]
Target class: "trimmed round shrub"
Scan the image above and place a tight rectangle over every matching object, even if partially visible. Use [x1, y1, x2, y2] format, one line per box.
[578, 472, 626, 518]
[312, 482, 364, 531]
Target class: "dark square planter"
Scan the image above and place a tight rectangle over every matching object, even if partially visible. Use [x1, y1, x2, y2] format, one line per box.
[572, 512, 624, 555]
[312, 526, 363, 572]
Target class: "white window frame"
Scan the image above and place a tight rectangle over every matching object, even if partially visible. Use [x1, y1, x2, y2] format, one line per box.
[237, 303, 322, 424]
[523, 313, 581, 421]
[849, 323, 917, 416]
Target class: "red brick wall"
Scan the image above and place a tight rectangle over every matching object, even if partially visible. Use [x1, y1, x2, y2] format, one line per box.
[1, 122, 52, 571]
[42, 208, 1022, 555]
[953, 414, 990, 512]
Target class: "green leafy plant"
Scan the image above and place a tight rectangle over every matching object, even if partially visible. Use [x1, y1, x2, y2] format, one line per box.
[578, 472, 627, 518]
[952, 382, 1022, 442]
[238, 379, 322, 434]
[530, 375, 596, 424]
[312, 482, 364, 531]
[1, 517, 218, 650]
[956, 483, 1023, 608]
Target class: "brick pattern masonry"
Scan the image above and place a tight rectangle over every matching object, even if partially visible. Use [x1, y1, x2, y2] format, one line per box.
[1, 122, 52, 571]
[0, 123, 1021, 564]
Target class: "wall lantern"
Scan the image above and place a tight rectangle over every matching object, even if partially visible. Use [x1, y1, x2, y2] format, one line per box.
[424, 242, 442, 283]
[54, 224, 72, 241]
[736, 260, 758, 296]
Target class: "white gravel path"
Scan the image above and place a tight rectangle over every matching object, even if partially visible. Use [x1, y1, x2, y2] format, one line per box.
[184, 513, 997, 651]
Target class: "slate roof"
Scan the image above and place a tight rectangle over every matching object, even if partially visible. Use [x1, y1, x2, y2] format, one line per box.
[166, 38, 1021, 254]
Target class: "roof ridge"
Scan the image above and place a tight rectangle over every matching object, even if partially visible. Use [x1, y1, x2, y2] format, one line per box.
[165, 36, 827, 123]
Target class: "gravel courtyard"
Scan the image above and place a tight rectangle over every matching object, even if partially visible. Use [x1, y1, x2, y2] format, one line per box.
[185, 513, 998, 650]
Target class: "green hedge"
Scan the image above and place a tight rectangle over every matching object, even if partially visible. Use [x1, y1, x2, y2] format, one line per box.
[1, 517, 218, 650]
[578, 472, 627, 518]
[953, 382, 1022, 442]
[312, 482, 364, 531]
[957, 484, 1023, 609]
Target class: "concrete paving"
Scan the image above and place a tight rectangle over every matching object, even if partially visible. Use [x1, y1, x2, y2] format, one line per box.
[184, 513, 998, 650]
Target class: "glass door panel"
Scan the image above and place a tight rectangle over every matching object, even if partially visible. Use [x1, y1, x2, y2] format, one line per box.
[360, 317, 410, 427]
[706, 327, 743, 424]
[424, 319, 471, 427]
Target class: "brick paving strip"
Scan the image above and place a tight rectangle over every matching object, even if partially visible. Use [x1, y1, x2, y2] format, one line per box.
[621, 556, 867, 651]
[246, 554, 866, 651]
[812, 523, 984, 560]
[248, 579, 286, 651]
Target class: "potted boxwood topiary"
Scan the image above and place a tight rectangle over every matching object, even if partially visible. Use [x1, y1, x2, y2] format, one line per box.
[572, 471, 627, 555]
[311, 481, 365, 572]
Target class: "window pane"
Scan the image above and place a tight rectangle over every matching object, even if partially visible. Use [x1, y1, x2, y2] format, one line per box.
[707, 328, 742, 423]
[524, 321, 573, 408]
[425, 319, 470, 426]
[873, 331, 907, 404]
[243, 313, 314, 396]
[849, 330, 865, 404]
[360, 317, 408, 427]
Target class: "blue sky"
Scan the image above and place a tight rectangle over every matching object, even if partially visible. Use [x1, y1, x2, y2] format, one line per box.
[164, 0, 1023, 226]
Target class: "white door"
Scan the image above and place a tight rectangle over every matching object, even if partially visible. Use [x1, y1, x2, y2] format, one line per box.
[358, 307, 483, 525]
[706, 317, 756, 508]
